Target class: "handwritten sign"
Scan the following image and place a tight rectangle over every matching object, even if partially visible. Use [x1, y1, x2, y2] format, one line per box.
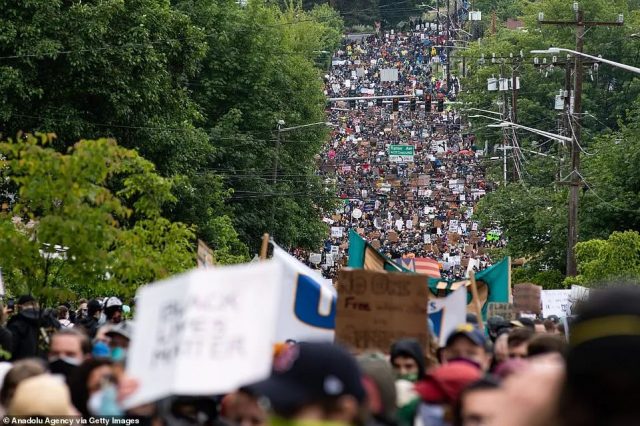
[541, 290, 571, 318]
[487, 302, 515, 321]
[513, 283, 542, 314]
[197, 239, 214, 268]
[335, 269, 429, 352]
[125, 262, 282, 407]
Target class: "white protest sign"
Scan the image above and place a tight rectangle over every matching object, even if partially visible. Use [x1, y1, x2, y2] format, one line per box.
[331, 227, 344, 238]
[326, 254, 335, 267]
[569, 285, 591, 314]
[309, 253, 322, 264]
[125, 262, 282, 408]
[541, 290, 571, 318]
[352, 208, 363, 219]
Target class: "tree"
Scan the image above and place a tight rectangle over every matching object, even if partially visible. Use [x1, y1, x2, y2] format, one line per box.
[175, 0, 341, 250]
[463, 0, 640, 275]
[566, 231, 640, 287]
[0, 0, 248, 261]
[0, 134, 195, 302]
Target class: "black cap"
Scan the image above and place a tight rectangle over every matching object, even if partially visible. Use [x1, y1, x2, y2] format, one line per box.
[17, 295, 35, 305]
[87, 299, 103, 316]
[245, 342, 366, 416]
[446, 323, 489, 350]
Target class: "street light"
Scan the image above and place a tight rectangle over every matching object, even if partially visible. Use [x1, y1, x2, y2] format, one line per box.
[271, 120, 335, 234]
[531, 47, 640, 75]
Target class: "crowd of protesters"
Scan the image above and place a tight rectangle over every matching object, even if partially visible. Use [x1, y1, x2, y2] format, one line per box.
[0, 285, 638, 426]
[294, 24, 506, 281]
[0, 14, 636, 426]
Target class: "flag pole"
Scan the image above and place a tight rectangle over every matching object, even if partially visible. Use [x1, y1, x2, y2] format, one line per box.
[260, 233, 270, 260]
[507, 256, 512, 303]
[469, 271, 484, 330]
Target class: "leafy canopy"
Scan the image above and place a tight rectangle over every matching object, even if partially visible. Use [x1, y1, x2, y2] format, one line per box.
[0, 134, 195, 302]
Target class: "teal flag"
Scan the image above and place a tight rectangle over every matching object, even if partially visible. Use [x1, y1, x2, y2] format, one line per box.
[347, 229, 409, 272]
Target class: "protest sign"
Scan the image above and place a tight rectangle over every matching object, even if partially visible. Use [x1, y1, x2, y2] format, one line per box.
[380, 68, 399, 82]
[569, 285, 590, 314]
[125, 261, 282, 407]
[335, 269, 429, 352]
[487, 302, 515, 321]
[196, 239, 214, 268]
[541, 290, 571, 318]
[309, 253, 322, 264]
[429, 287, 467, 346]
[331, 227, 344, 238]
[513, 283, 542, 314]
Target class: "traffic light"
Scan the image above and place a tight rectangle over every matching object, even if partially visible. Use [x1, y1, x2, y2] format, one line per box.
[424, 94, 432, 112]
[376, 96, 383, 107]
[392, 98, 399, 112]
[410, 98, 417, 111]
[437, 99, 444, 112]
[349, 89, 356, 109]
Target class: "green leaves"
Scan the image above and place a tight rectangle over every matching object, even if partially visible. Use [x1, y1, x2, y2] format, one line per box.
[0, 134, 194, 301]
[571, 231, 640, 286]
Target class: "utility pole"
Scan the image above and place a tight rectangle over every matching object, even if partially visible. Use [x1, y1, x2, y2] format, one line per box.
[511, 60, 518, 123]
[446, 0, 451, 91]
[539, 6, 623, 276]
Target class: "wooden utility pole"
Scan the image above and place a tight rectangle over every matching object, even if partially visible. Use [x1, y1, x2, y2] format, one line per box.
[446, 0, 451, 90]
[539, 8, 622, 276]
[511, 59, 519, 124]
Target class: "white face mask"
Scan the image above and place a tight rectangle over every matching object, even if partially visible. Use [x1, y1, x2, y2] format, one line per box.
[48, 355, 82, 367]
[87, 383, 123, 417]
[87, 390, 103, 416]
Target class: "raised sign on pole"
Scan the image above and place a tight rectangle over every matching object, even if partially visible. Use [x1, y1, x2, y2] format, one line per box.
[389, 145, 415, 163]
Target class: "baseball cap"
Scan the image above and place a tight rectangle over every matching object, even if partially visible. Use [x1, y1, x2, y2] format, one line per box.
[105, 297, 123, 309]
[87, 299, 103, 315]
[445, 323, 489, 349]
[415, 360, 482, 404]
[17, 295, 36, 305]
[105, 320, 134, 341]
[244, 342, 366, 416]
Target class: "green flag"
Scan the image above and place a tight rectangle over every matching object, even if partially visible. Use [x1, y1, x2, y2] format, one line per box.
[347, 229, 409, 272]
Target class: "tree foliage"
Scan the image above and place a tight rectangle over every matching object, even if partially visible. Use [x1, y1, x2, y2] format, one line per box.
[566, 231, 640, 287]
[1, 0, 345, 261]
[0, 134, 195, 302]
[462, 0, 640, 277]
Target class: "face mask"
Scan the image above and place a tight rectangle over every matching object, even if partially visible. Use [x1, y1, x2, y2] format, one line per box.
[87, 384, 123, 417]
[49, 356, 81, 379]
[111, 347, 127, 362]
[397, 372, 419, 383]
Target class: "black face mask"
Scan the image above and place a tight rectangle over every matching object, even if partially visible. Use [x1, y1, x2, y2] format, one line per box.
[49, 357, 80, 381]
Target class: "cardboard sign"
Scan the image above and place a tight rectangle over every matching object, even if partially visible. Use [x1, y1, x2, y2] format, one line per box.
[487, 302, 515, 321]
[387, 231, 399, 242]
[125, 262, 282, 407]
[196, 239, 214, 268]
[513, 283, 542, 314]
[335, 269, 429, 352]
[541, 290, 571, 318]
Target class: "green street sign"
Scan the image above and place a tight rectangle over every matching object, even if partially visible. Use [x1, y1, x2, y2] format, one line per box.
[388, 145, 415, 163]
